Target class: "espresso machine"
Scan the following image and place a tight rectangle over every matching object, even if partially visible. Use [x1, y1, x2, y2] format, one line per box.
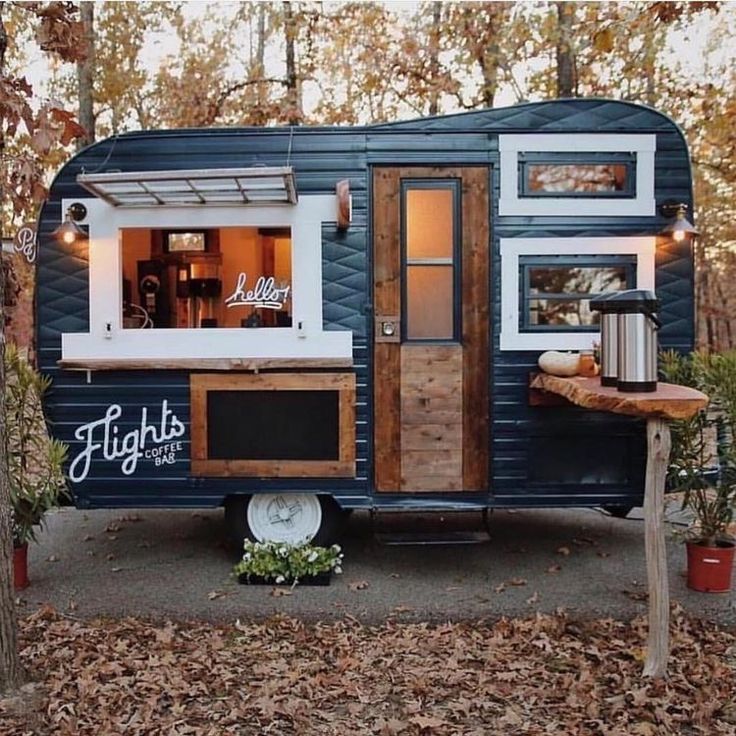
[171, 257, 222, 328]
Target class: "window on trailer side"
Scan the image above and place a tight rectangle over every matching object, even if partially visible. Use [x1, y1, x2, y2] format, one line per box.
[59, 194, 353, 366]
[498, 236, 655, 352]
[519, 255, 636, 331]
[498, 134, 656, 217]
[518, 152, 636, 198]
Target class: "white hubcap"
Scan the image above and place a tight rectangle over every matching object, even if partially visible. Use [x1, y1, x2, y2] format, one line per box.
[247, 493, 322, 544]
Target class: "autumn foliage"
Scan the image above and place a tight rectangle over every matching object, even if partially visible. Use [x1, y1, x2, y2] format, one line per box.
[1, 2, 86, 221]
[1, 605, 733, 734]
[2, 2, 735, 350]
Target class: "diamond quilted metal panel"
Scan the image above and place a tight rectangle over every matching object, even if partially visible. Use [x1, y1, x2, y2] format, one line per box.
[36, 223, 90, 373]
[373, 99, 678, 133]
[322, 226, 367, 336]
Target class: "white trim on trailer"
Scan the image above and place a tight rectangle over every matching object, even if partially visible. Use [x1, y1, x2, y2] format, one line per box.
[60, 196, 353, 363]
[498, 133, 657, 217]
[499, 236, 656, 351]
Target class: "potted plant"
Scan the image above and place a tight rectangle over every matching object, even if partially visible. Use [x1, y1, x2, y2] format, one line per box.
[661, 350, 736, 592]
[234, 539, 344, 587]
[5, 345, 69, 589]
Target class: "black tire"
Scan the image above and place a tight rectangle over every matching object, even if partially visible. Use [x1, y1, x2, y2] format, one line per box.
[602, 504, 634, 519]
[224, 494, 251, 551]
[224, 494, 347, 549]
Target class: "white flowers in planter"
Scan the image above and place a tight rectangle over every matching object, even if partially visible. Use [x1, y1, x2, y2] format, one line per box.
[234, 539, 344, 585]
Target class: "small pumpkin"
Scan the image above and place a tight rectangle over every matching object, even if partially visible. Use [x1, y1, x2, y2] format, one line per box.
[538, 351, 580, 377]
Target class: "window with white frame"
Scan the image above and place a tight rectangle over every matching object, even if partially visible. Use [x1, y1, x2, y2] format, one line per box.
[499, 237, 656, 351]
[60, 196, 353, 364]
[499, 134, 656, 217]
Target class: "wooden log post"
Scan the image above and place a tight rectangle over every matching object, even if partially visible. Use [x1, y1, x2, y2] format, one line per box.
[643, 417, 671, 679]
[528, 375, 708, 678]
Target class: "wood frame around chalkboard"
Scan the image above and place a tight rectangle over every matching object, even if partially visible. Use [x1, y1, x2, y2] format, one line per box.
[189, 372, 356, 477]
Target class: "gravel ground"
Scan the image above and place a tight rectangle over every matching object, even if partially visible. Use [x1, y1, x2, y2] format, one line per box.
[17, 503, 735, 626]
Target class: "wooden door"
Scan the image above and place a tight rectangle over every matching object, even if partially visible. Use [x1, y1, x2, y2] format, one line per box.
[373, 167, 489, 492]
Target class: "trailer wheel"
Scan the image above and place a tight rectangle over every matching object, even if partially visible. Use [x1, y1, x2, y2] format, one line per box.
[225, 493, 345, 547]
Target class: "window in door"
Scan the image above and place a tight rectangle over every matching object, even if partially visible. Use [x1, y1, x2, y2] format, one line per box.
[401, 180, 461, 341]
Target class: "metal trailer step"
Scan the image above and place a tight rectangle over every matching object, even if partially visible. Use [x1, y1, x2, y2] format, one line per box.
[374, 530, 491, 546]
[371, 510, 492, 546]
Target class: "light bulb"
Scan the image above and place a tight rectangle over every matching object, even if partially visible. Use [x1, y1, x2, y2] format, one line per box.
[62, 230, 76, 245]
[673, 230, 686, 243]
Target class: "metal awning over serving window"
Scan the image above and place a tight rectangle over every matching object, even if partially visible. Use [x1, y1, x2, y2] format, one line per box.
[77, 166, 298, 207]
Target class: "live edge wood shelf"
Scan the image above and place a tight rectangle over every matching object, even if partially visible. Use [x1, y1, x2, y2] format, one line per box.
[529, 372, 709, 679]
[58, 357, 353, 371]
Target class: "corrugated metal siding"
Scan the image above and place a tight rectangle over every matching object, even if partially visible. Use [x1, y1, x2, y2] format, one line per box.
[38, 99, 694, 509]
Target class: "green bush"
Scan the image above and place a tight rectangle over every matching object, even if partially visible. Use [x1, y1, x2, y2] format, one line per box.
[5, 344, 69, 546]
[661, 349, 736, 546]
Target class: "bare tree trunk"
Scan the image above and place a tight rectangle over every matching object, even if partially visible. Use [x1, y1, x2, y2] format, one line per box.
[478, 24, 499, 108]
[428, 1, 442, 115]
[700, 262, 715, 351]
[256, 2, 266, 111]
[0, 1, 23, 694]
[76, 1, 95, 149]
[642, 29, 657, 107]
[283, 1, 301, 125]
[555, 1, 577, 97]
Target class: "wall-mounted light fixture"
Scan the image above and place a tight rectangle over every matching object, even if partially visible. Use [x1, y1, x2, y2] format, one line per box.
[52, 203, 88, 245]
[660, 202, 698, 243]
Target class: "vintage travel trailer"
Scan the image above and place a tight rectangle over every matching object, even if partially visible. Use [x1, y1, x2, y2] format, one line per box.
[37, 99, 695, 545]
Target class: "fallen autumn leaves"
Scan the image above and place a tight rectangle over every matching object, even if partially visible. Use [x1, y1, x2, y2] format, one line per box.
[2, 605, 734, 735]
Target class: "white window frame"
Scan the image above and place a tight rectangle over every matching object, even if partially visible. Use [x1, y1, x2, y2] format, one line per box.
[499, 236, 656, 351]
[60, 196, 353, 362]
[499, 133, 656, 217]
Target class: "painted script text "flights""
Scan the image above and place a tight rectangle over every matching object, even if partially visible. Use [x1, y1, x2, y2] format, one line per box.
[69, 400, 185, 483]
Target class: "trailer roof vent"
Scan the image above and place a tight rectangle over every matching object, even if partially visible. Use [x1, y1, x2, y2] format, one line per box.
[77, 166, 298, 207]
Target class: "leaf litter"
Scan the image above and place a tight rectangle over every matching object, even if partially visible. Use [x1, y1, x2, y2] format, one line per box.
[0, 604, 734, 735]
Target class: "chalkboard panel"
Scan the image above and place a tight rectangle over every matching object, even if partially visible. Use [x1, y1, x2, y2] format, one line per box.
[206, 390, 340, 461]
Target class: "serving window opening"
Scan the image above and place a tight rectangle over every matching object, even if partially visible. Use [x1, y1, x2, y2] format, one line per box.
[121, 227, 292, 329]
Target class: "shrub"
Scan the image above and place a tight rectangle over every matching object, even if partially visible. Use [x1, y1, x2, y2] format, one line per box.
[661, 349, 736, 546]
[5, 345, 69, 546]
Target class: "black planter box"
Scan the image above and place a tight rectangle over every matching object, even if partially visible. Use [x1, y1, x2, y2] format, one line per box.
[237, 572, 332, 586]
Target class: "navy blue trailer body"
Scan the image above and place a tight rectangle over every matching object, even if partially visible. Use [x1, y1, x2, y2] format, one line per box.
[37, 99, 695, 543]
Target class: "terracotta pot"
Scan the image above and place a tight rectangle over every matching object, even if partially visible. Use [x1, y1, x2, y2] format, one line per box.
[13, 544, 29, 591]
[686, 540, 735, 593]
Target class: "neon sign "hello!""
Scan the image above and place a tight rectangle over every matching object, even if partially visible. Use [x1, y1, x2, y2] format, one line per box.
[224, 273, 290, 310]
[69, 400, 186, 483]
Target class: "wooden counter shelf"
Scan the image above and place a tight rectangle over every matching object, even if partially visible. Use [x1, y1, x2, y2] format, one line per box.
[57, 357, 353, 372]
[529, 371, 708, 679]
[529, 373, 708, 420]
